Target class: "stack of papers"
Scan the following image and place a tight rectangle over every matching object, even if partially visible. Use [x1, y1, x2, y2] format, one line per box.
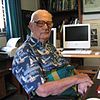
[0, 37, 20, 57]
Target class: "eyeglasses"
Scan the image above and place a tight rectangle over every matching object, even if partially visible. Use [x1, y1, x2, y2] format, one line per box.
[32, 20, 53, 28]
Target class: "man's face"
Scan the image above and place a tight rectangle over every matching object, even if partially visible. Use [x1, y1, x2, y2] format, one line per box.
[29, 12, 53, 43]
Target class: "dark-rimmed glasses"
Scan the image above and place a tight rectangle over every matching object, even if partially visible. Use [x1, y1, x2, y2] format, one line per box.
[32, 20, 53, 28]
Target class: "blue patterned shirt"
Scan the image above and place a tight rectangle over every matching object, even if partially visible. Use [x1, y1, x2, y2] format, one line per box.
[12, 36, 69, 94]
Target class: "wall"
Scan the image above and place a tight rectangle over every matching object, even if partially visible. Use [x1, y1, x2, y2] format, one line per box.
[83, 14, 100, 67]
[20, 0, 40, 40]
[84, 58, 100, 67]
[21, 0, 40, 11]
[0, 33, 6, 47]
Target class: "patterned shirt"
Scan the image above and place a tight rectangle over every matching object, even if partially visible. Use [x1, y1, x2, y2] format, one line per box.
[12, 36, 69, 94]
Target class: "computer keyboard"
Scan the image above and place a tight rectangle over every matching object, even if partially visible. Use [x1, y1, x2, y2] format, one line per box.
[61, 50, 92, 55]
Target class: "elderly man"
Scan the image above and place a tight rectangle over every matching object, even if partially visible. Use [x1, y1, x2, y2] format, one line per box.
[12, 9, 93, 100]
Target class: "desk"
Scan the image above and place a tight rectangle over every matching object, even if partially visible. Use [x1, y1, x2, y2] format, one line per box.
[83, 71, 100, 100]
[62, 54, 100, 58]
[62, 51, 100, 67]
[0, 54, 13, 70]
[62, 51, 100, 78]
[0, 54, 20, 99]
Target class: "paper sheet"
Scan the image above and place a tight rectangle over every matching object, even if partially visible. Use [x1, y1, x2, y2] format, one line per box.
[97, 70, 100, 79]
[6, 37, 20, 47]
[1, 37, 20, 57]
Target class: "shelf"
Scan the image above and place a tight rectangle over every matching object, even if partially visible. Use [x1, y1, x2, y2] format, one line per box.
[51, 9, 78, 14]
[52, 9, 78, 16]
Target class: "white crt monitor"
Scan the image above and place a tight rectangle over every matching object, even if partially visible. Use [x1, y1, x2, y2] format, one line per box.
[63, 24, 90, 49]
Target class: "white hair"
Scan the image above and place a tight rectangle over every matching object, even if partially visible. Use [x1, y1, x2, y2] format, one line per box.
[30, 9, 52, 22]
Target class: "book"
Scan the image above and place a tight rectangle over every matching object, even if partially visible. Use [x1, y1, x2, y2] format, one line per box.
[0, 37, 20, 57]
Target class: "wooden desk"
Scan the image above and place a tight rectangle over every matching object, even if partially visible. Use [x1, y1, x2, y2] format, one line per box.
[63, 54, 100, 58]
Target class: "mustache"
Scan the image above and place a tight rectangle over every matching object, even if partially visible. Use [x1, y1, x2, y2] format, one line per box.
[41, 29, 51, 33]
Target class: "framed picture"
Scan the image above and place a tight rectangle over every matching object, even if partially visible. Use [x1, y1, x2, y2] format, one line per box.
[83, 19, 100, 47]
[83, 0, 100, 14]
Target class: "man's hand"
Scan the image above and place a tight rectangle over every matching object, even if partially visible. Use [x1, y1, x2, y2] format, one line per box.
[78, 81, 92, 95]
[76, 73, 93, 84]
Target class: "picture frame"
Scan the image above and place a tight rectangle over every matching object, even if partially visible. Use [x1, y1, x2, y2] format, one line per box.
[83, 19, 100, 47]
[83, 0, 100, 14]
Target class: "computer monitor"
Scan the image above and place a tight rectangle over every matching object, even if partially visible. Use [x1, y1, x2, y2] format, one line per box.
[63, 24, 91, 49]
[49, 28, 56, 47]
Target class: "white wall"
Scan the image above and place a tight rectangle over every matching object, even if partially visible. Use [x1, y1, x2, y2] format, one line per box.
[21, 0, 40, 11]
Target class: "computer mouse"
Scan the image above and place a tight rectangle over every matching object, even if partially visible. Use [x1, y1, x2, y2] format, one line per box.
[95, 52, 100, 55]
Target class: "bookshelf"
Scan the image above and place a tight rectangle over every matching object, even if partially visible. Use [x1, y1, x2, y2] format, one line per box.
[40, 0, 82, 26]
[40, 0, 82, 48]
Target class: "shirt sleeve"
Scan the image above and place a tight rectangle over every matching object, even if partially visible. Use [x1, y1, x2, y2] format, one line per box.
[12, 48, 45, 94]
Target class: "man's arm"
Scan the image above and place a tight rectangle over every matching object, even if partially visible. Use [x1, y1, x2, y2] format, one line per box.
[12, 48, 44, 94]
[36, 73, 93, 97]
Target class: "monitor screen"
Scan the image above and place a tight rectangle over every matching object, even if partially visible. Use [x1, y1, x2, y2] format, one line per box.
[63, 24, 90, 49]
[49, 28, 56, 47]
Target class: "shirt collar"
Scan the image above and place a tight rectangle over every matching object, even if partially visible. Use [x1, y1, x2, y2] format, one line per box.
[26, 36, 48, 49]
